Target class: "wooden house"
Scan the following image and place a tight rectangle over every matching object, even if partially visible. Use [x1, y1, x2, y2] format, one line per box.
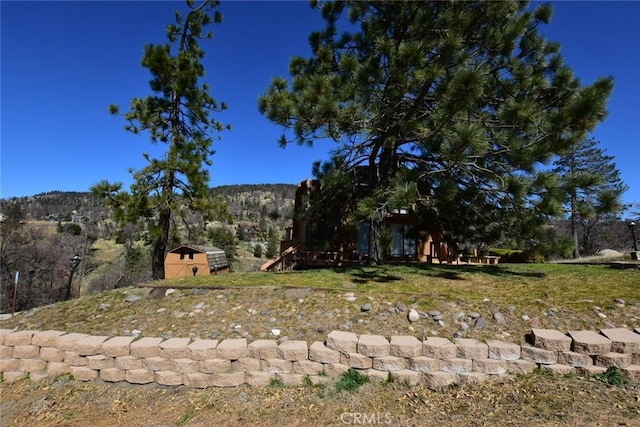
[262, 178, 454, 271]
[164, 244, 229, 278]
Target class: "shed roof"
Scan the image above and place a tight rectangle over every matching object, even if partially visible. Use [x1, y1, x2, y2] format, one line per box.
[168, 244, 229, 268]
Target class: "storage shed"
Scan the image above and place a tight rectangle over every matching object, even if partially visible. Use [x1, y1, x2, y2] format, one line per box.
[164, 244, 229, 278]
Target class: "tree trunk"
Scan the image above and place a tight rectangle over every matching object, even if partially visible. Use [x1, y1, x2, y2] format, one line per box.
[151, 208, 171, 280]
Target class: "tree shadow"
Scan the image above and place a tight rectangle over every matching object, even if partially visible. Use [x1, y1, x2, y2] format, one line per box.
[332, 266, 403, 284]
[414, 264, 547, 279]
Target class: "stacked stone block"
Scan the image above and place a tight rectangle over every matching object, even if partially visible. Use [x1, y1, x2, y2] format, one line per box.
[1, 326, 638, 388]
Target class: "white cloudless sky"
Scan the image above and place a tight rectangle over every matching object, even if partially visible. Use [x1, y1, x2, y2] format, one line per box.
[1, 1, 638, 210]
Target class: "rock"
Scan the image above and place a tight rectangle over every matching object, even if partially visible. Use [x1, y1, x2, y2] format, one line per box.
[432, 314, 444, 321]
[474, 317, 486, 329]
[454, 311, 466, 320]
[210, 332, 221, 339]
[191, 288, 207, 295]
[408, 309, 420, 322]
[338, 323, 350, 331]
[529, 317, 541, 328]
[345, 296, 357, 302]
[125, 295, 141, 303]
[396, 302, 408, 312]
[165, 289, 176, 296]
[598, 249, 622, 257]
[493, 312, 506, 324]
[613, 298, 625, 306]
[361, 303, 372, 312]
[521, 315, 530, 321]
[194, 302, 206, 310]
[271, 329, 281, 336]
[419, 311, 429, 319]
[436, 320, 445, 327]
[388, 307, 398, 314]
[469, 312, 481, 319]
[269, 317, 277, 323]
[99, 303, 111, 310]
[261, 309, 271, 316]
[317, 326, 327, 334]
[597, 312, 607, 319]
[284, 288, 312, 299]
[453, 331, 464, 339]
[428, 310, 442, 317]
[460, 323, 469, 331]
[156, 308, 165, 313]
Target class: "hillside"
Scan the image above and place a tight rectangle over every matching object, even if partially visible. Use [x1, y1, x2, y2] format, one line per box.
[0, 184, 298, 313]
[0, 184, 297, 224]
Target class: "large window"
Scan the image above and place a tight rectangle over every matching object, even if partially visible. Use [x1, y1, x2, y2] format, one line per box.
[357, 221, 370, 255]
[390, 224, 415, 257]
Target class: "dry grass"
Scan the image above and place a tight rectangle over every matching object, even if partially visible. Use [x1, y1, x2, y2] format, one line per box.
[4, 264, 639, 345]
[1, 263, 639, 426]
[1, 370, 639, 426]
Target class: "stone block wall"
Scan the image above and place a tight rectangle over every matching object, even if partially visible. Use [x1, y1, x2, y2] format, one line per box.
[1, 328, 639, 388]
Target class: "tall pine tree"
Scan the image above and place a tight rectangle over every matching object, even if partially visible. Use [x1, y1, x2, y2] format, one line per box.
[93, 0, 229, 279]
[259, 1, 613, 257]
[553, 138, 628, 257]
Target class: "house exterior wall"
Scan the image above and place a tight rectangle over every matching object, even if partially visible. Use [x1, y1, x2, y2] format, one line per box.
[165, 253, 210, 279]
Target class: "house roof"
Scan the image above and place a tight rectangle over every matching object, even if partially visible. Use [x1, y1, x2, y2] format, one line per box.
[168, 244, 229, 268]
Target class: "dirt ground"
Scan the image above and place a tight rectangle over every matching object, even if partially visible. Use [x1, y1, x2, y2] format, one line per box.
[2, 370, 639, 426]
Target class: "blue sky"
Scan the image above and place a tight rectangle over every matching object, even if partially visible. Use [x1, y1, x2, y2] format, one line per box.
[1, 1, 639, 211]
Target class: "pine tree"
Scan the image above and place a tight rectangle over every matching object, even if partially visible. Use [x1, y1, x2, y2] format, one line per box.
[265, 226, 280, 258]
[92, 0, 229, 279]
[259, 1, 613, 256]
[553, 138, 628, 256]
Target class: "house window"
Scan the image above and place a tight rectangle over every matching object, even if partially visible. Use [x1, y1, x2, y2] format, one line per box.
[390, 224, 415, 257]
[357, 221, 370, 255]
[180, 252, 185, 260]
[189, 252, 194, 260]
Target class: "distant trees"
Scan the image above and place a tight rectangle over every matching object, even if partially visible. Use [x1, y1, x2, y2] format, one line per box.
[0, 218, 83, 312]
[553, 138, 628, 256]
[92, 0, 229, 279]
[207, 226, 239, 269]
[259, 1, 613, 259]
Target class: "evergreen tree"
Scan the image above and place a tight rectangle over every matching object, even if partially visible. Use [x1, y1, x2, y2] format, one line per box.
[265, 226, 280, 258]
[92, 1, 229, 279]
[253, 243, 263, 258]
[207, 226, 239, 269]
[553, 137, 628, 256]
[259, 1, 613, 258]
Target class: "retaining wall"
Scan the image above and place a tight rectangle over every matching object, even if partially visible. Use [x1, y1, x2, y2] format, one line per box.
[1, 328, 639, 388]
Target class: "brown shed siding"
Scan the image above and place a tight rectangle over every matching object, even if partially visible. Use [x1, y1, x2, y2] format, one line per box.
[164, 245, 229, 279]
